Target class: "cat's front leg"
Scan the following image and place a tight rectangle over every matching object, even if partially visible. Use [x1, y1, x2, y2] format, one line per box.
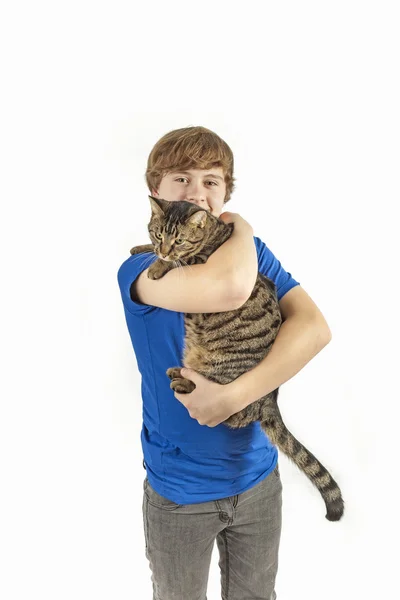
[148, 260, 176, 280]
[166, 366, 196, 393]
[129, 244, 154, 255]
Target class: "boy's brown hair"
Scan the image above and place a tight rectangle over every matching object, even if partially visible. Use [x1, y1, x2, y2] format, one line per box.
[145, 126, 235, 203]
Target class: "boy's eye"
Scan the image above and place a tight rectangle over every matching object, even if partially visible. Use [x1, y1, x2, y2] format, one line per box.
[175, 177, 217, 186]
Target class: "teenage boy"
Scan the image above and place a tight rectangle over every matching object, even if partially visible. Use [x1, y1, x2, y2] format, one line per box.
[117, 126, 331, 600]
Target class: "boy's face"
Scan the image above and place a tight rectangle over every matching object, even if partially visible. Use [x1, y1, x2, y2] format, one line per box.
[151, 167, 227, 217]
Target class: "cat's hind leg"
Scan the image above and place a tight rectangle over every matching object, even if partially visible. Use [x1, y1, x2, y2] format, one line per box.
[166, 367, 183, 380]
[166, 367, 196, 393]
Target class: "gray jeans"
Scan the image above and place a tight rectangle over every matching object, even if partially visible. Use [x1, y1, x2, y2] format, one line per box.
[142, 464, 282, 600]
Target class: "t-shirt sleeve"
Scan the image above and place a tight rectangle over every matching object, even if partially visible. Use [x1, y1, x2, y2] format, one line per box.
[254, 236, 300, 301]
[117, 252, 158, 315]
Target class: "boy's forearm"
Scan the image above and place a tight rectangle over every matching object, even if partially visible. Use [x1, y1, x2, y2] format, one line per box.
[208, 223, 258, 298]
[227, 314, 332, 411]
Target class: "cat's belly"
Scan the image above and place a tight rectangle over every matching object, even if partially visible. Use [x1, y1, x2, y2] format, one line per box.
[182, 294, 281, 386]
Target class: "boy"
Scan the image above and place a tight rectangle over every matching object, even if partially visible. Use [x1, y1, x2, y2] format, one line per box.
[117, 126, 332, 600]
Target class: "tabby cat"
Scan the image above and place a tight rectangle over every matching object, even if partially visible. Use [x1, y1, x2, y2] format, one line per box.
[129, 196, 344, 521]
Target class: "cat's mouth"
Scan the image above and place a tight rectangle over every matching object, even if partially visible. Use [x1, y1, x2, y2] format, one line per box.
[157, 252, 172, 261]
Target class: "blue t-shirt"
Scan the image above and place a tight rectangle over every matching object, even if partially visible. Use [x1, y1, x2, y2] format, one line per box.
[117, 236, 299, 504]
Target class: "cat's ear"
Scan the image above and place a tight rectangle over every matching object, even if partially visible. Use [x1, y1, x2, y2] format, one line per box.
[186, 210, 208, 229]
[148, 195, 165, 217]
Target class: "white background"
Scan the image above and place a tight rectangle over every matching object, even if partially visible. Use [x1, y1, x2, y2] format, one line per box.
[1, 1, 399, 599]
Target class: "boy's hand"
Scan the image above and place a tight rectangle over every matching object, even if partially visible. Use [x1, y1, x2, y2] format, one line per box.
[220, 211, 253, 233]
[173, 368, 238, 427]
[220, 211, 239, 223]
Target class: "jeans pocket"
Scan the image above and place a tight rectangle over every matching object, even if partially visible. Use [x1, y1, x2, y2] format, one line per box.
[144, 477, 183, 511]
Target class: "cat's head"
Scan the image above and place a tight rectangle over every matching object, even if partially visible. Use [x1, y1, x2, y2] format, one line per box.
[147, 195, 233, 261]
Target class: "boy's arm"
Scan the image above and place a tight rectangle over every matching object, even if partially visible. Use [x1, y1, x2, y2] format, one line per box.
[171, 225, 332, 427]
[178, 289, 332, 428]
[207, 212, 259, 301]
[129, 213, 258, 315]
[228, 285, 332, 411]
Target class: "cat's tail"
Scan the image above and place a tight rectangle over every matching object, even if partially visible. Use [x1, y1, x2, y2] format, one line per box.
[260, 418, 344, 521]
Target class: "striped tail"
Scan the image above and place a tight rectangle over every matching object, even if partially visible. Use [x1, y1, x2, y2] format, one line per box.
[261, 419, 344, 521]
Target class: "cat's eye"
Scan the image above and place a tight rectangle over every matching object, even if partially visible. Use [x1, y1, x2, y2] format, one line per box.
[175, 238, 184, 244]
[155, 232, 162, 240]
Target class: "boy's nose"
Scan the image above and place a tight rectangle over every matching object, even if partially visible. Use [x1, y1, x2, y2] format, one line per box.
[186, 196, 206, 205]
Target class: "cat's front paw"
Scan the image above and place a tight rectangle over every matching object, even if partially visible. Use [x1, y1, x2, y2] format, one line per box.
[148, 260, 170, 280]
[130, 244, 154, 255]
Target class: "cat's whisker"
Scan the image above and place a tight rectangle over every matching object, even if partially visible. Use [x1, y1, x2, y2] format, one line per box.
[177, 258, 194, 276]
[140, 253, 158, 270]
[173, 260, 187, 278]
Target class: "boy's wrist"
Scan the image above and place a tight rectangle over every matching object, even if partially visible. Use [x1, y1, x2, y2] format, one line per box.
[227, 225, 258, 295]
[223, 377, 248, 413]
[232, 221, 254, 238]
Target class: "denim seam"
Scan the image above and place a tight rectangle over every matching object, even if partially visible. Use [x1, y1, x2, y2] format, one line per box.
[220, 529, 230, 599]
[143, 495, 149, 554]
